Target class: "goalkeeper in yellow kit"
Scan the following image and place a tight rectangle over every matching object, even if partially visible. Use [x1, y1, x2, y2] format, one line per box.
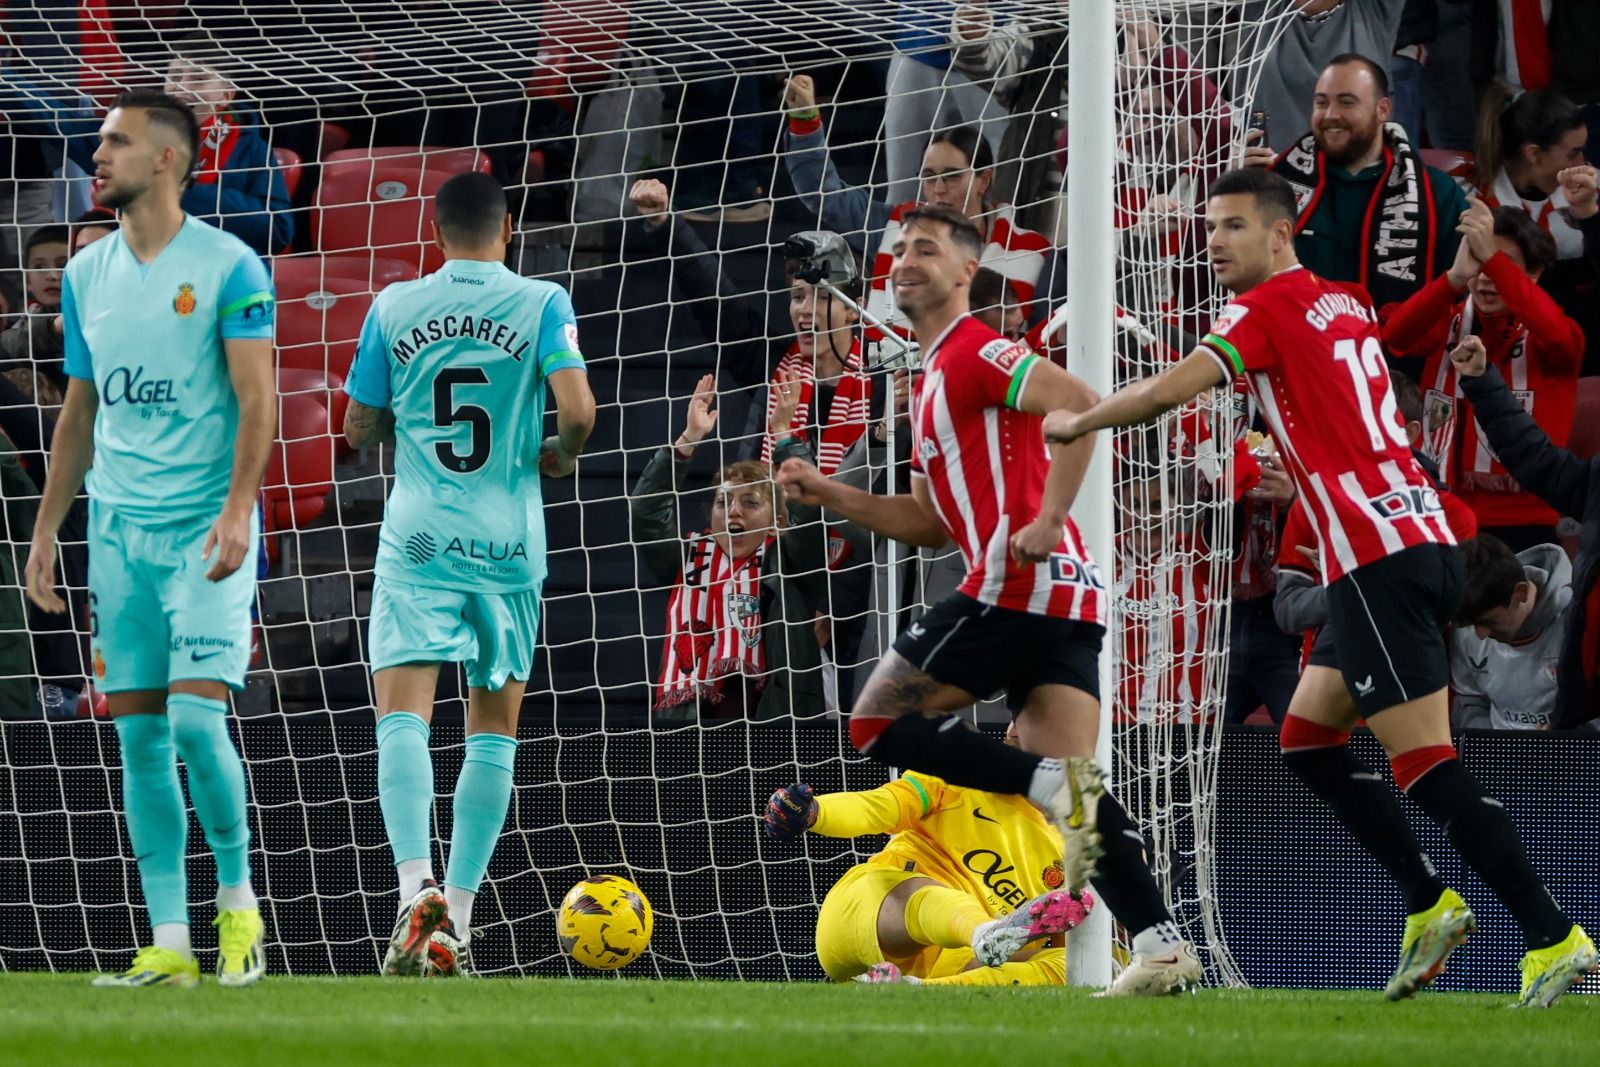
[764, 732, 1094, 986]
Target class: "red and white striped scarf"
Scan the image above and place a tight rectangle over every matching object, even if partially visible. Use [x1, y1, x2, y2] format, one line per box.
[194, 112, 242, 187]
[865, 203, 1050, 340]
[758, 345, 870, 476]
[1498, 0, 1553, 92]
[654, 533, 771, 711]
[1483, 170, 1584, 260]
[1423, 298, 1534, 495]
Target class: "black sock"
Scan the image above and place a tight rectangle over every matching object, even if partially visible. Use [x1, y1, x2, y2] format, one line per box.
[1406, 760, 1570, 949]
[1088, 792, 1174, 933]
[1282, 745, 1445, 913]
[865, 714, 1041, 794]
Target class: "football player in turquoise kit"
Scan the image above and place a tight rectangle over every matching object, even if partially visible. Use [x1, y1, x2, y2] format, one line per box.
[343, 171, 595, 977]
[25, 90, 275, 988]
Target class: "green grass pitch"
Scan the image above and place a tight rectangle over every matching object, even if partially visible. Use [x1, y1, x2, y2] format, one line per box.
[2, 974, 1596, 1067]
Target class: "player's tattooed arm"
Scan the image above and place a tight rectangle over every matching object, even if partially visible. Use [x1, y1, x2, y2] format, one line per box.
[344, 400, 395, 447]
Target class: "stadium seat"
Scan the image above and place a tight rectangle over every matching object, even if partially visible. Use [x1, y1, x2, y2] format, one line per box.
[274, 252, 419, 290]
[1421, 148, 1475, 187]
[262, 389, 336, 552]
[272, 257, 382, 379]
[278, 365, 350, 439]
[311, 147, 492, 274]
[324, 146, 492, 174]
[319, 122, 352, 156]
[1568, 377, 1600, 460]
[527, 0, 630, 109]
[272, 146, 304, 199]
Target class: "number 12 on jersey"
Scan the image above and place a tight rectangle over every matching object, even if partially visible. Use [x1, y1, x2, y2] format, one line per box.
[1331, 337, 1408, 452]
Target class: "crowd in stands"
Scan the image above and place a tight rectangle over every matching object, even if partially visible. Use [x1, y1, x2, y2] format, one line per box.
[3, 2, 1600, 731]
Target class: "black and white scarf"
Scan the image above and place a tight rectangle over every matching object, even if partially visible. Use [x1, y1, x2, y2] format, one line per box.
[1272, 122, 1438, 311]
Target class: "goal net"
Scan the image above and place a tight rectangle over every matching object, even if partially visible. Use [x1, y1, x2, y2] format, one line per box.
[0, 0, 1294, 980]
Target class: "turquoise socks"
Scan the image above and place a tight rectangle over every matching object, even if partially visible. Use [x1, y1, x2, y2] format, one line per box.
[113, 714, 189, 927]
[444, 733, 517, 895]
[166, 694, 252, 890]
[376, 712, 434, 867]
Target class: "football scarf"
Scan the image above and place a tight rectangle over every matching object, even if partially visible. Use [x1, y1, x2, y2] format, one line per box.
[1423, 297, 1534, 494]
[194, 112, 242, 186]
[654, 533, 771, 711]
[1272, 122, 1437, 310]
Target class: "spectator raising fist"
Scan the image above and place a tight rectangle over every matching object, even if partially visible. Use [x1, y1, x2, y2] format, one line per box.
[1449, 334, 1488, 378]
[1558, 165, 1599, 221]
[629, 178, 671, 228]
[784, 74, 817, 118]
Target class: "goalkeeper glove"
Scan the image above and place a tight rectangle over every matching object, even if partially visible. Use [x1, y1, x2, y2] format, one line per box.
[764, 784, 818, 839]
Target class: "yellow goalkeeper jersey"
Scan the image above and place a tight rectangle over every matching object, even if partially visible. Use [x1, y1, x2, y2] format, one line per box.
[811, 772, 1066, 918]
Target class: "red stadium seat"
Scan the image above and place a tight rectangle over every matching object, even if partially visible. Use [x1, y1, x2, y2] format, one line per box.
[272, 257, 379, 379]
[273, 253, 418, 290]
[527, 0, 630, 109]
[1421, 148, 1475, 187]
[1568, 377, 1600, 460]
[272, 146, 304, 199]
[319, 122, 352, 157]
[311, 148, 492, 274]
[324, 146, 492, 174]
[262, 389, 335, 543]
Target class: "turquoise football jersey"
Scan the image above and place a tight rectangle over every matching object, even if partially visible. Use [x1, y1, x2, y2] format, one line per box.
[345, 259, 586, 593]
[62, 216, 275, 526]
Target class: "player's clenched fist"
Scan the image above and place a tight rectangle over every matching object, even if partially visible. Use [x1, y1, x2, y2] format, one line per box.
[763, 784, 818, 839]
[629, 178, 670, 227]
[540, 435, 580, 477]
[775, 457, 831, 506]
[1448, 334, 1488, 378]
[1041, 408, 1086, 445]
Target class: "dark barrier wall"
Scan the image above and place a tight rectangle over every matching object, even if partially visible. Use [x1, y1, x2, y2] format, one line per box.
[2, 718, 1596, 992]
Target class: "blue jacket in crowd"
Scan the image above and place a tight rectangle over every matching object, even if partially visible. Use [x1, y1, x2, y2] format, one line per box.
[181, 106, 294, 256]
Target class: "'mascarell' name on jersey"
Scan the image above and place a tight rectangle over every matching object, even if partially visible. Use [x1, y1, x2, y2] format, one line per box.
[346, 259, 587, 593]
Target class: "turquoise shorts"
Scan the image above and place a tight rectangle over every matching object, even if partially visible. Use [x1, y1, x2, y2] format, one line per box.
[88, 499, 259, 694]
[367, 575, 540, 691]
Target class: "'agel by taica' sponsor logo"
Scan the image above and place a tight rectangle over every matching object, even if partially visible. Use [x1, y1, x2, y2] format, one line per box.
[103, 365, 178, 407]
[963, 848, 1027, 908]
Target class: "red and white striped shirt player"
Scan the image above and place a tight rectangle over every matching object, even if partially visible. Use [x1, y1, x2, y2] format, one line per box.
[1197, 267, 1455, 584]
[911, 315, 1106, 623]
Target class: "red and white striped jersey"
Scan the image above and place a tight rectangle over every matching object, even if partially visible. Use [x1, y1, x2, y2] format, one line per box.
[868, 204, 1050, 337]
[910, 315, 1106, 623]
[1199, 267, 1454, 585]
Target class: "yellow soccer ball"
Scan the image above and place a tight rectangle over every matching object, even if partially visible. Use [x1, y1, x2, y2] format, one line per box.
[557, 874, 653, 971]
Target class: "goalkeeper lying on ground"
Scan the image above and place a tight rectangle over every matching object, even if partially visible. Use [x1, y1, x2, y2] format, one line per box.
[764, 728, 1093, 985]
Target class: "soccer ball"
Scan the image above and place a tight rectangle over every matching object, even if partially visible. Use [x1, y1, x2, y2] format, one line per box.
[557, 874, 653, 971]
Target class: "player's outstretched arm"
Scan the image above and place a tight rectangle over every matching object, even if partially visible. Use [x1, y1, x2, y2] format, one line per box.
[540, 367, 596, 477]
[1041, 349, 1227, 446]
[774, 457, 948, 547]
[1010, 358, 1098, 563]
[24, 376, 97, 612]
[764, 780, 922, 840]
[207, 335, 276, 581]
